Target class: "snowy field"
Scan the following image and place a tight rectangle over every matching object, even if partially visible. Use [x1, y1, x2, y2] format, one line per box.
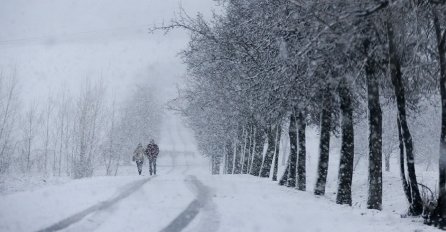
[0, 142, 440, 232]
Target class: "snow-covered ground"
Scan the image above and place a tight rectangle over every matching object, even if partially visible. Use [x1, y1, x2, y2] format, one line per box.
[286, 127, 439, 217]
[0, 147, 440, 232]
[0, 119, 440, 232]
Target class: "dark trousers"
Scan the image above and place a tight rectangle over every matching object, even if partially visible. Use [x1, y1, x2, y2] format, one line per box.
[136, 161, 143, 175]
[149, 158, 157, 175]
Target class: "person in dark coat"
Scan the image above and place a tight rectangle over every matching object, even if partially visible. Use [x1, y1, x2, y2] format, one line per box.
[133, 143, 145, 175]
[145, 139, 159, 175]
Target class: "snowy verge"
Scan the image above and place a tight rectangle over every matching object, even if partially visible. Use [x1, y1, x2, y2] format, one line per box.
[196, 174, 438, 232]
[0, 174, 71, 196]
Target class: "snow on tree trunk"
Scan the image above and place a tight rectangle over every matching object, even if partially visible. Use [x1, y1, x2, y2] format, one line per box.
[260, 125, 279, 178]
[397, 118, 412, 206]
[248, 126, 257, 174]
[272, 125, 282, 181]
[278, 157, 290, 186]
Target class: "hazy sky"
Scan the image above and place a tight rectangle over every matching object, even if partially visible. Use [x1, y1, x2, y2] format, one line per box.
[0, 0, 218, 104]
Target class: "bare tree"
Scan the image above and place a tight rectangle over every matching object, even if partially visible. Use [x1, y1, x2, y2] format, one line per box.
[21, 103, 38, 173]
[0, 72, 19, 174]
[42, 94, 54, 176]
[72, 79, 106, 178]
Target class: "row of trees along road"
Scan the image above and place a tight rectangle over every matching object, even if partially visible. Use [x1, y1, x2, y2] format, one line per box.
[162, 0, 446, 229]
[0, 76, 162, 179]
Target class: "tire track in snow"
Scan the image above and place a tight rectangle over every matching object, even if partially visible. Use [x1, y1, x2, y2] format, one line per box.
[37, 152, 177, 232]
[159, 175, 219, 232]
[36, 177, 153, 232]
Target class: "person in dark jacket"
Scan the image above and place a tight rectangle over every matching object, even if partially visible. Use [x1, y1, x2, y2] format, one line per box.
[145, 139, 159, 175]
[133, 143, 145, 175]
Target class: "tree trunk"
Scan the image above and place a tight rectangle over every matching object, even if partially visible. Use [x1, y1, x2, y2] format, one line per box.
[250, 125, 265, 176]
[336, 78, 355, 205]
[52, 151, 56, 176]
[388, 22, 423, 216]
[26, 137, 31, 171]
[234, 128, 243, 174]
[212, 154, 221, 175]
[297, 111, 306, 191]
[431, 9, 446, 227]
[279, 156, 290, 186]
[365, 54, 383, 210]
[272, 125, 282, 181]
[247, 126, 256, 174]
[243, 125, 252, 174]
[398, 118, 412, 205]
[222, 146, 227, 174]
[225, 140, 234, 174]
[385, 154, 390, 172]
[315, 87, 332, 196]
[240, 126, 248, 174]
[288, 112, 298, 187]
[260, 125, 279, 178]
[44, 105, 51, 176]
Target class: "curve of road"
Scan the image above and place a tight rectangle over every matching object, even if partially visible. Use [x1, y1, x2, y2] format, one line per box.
[159, 175, 211, 232]
[160, 149, 219, 232]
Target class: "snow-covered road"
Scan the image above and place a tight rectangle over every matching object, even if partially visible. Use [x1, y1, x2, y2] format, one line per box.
[0, 150, 440, 232]
[37, 177, 154, 232]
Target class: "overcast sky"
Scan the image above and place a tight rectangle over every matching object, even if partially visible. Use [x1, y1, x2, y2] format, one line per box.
[0, 0, 218, 104]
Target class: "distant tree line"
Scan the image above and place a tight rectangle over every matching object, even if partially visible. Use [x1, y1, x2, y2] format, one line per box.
[0, 75, 162, 179]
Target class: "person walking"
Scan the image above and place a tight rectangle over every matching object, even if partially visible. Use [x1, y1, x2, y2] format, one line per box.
[133, 143, 145, 175]
[145, 139, 159, 175]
